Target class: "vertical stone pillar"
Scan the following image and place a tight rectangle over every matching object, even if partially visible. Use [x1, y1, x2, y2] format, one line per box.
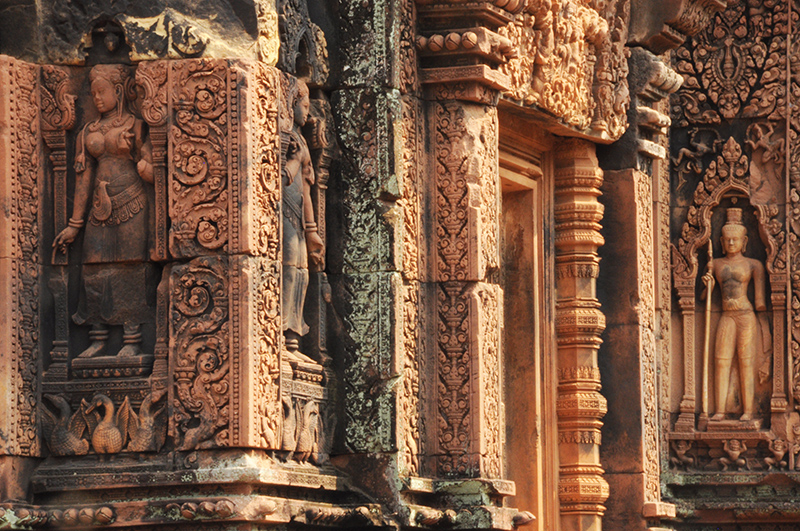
[162, 58, 285, 452]
[427, 95, 503, 480]
[553, 139, 608, 531]
[0, 55, 42, 500]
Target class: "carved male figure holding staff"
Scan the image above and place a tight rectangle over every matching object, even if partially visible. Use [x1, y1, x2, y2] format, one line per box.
[702, 208, 766, 422]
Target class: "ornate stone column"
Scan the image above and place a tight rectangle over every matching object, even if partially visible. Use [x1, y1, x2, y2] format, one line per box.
[553, 139, 608, 531]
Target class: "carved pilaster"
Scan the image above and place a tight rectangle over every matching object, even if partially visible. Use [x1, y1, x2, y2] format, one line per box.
[553, 139, 608, 531]
[426, 98, 503, 480]
[164, 59, 285, 452]
[0, 57, 41, 460]
[40, 65, 75, 384]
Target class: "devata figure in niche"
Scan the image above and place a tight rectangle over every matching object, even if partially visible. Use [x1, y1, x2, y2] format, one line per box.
[53, 64, 155, 358]
[702, 208, 767, 422]
[282, 78, 324, 363]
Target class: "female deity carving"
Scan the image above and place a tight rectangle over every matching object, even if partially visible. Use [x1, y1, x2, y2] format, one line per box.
[282, 78, 324, 363]
[701, 208, 768, 422]
[53, 64, 155, 358]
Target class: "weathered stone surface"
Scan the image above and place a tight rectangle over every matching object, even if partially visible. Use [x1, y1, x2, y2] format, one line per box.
[0, 1, 279, 65]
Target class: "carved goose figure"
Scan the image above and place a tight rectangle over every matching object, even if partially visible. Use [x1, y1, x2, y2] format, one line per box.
[85, 394, 131, 455]
[127, 389, 167, 452]
[41, 394, 89, 456]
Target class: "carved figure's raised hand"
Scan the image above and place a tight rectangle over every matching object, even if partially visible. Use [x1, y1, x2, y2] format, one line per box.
[53, 226, 80, 252]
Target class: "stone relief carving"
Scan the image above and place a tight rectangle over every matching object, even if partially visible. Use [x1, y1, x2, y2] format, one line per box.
[431, 100, 503, 478]
[53, 64, 157, 361]
[553, 140, 608, 530]
[499, 0, 631, 140]
[1, 58, 43, 457]
[672, 0, 787, 127]
[670, 137, 788, 471]
[280, 76, 324, 365]
[171, 256, 230, 450]
[277, 0, 329, 85]
[169, 60, 230, 257]
[700, 208, 770, 425]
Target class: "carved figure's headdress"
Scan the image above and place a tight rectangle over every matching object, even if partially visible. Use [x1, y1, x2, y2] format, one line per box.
[722, 208, 746, 237]
[88, 64, 135, 117]
[725, 208, 743, 225]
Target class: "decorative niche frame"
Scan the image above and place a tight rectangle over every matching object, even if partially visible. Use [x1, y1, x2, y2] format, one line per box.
[671, 136, 788, 440]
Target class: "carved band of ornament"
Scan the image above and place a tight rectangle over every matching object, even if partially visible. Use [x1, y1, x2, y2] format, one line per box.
[555, 263, 600, 280]
[558, 366, 602, 382]
[6, 506, 115, 527]
[559, 430, 602, 445]
[554, 213, 603, 226]
[556, 395, 608, 417]
[557, 476, 610, 503]
[421, 65, 510, 93]
[40, 66, 76, 131]
[556, 335, 604, 347]
[553, 220, 603, 233]
[554, 231, 605, 249]
[554, 308, 606, 336]
[553, 200, 605, 217]
[553, 174, 604, 188]
[561, 459, 604, 471]
[416, 28, 515, 62]
[414, 0, 523, 15]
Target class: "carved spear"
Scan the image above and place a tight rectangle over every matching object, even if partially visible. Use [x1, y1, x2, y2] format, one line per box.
[701, 240, 713, 420]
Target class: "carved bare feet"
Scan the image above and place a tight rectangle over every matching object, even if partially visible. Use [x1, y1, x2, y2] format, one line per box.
[710, 413, 725, 422]
[119, 323, 143, 357]
[77, 341, 107, 358]
[284, 349, 317, 365]
[740, 413, 752, 422]
[117, 344, 142, 357]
